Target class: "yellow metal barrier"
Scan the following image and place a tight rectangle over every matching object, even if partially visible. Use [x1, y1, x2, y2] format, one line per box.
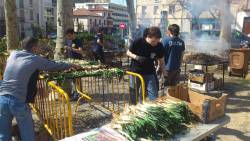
[72, 71, 146, 114]
[126, 71, 146, 103]
[31, 71, 145, 140]
[31, 79, 73, 140]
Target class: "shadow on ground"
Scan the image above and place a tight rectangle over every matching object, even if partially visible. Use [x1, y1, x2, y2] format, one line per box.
[216, 127, 250, 141]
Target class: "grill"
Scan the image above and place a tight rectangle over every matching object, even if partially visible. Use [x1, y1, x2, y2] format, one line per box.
[183, 53, 227, 90]
[183, 53, 227, 66]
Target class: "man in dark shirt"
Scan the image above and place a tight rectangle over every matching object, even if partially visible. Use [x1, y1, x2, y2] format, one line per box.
[162, 24, 185, 88]
[64, 28, 84, 100]
[127, 27, 165, 104]
[0, 37, 79, 141]
[91, 28, 105, 63]
[64, 28, 83, 59]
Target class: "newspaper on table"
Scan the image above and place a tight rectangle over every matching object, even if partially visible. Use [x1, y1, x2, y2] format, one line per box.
[60, 127, 128, 141]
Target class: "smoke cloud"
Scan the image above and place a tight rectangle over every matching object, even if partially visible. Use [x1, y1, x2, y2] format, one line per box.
[185, 0, 233, 58]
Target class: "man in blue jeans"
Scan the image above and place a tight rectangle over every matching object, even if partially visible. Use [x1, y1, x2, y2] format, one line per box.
[127, 27, 165, 104]
[0, 37, 79, 141]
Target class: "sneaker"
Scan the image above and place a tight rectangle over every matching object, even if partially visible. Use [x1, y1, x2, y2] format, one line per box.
[70, 91, 80, 101]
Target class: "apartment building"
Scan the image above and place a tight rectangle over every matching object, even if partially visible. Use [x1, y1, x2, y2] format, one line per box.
[37, 0, 57, 34]
[73, 7, 113, 32]
[136, 0, 221, 33]
[0, 0, 57, 38]
[74, 0, 110, 2]
[15, 0, 39, 37]
[232, 0, 250, 34]
[75, 2, 129, 28]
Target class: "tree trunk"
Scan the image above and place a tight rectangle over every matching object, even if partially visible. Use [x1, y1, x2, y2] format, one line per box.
[54, 0, 65, 60]
[126, 0, 136, 46]
[219, 0, 232, 43]
[64, 0, 74, 31]
[4, 0, 19, 52]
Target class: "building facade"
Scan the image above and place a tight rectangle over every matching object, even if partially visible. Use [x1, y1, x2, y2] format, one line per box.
[37, 0, 57, 34]
[232, 0, 250, 34]
[0, 0, 57, 38]
[136, 0, 224, 33]
[15, 0, 39, 38]
[73, 7, 113, 32]
[74, 0, 110, 3]
[75, 2, 128, 29]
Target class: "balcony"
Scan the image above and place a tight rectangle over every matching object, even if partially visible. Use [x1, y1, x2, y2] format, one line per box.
[44, 2, 53, 8]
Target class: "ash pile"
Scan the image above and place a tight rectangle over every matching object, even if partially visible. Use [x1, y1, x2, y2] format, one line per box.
[183, 53, 226, 65]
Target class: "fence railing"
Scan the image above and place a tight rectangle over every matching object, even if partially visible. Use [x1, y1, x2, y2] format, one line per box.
[31, 71, 145, 140]
[72, 71, 145, 113]
[31, 79, 73, 140]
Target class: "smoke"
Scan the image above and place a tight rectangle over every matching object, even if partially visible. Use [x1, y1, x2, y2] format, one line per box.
[186, 35, 230, 58]
[184, 0, 234, 57]
[186, 0, 218, 17]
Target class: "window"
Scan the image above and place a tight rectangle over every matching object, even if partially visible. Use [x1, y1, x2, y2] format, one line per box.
[95, 19, 97, 25]
[169, 5, 175, 14]
[30, 10, 33, 21]
[29, 0, 33, 6]
[154, 6, 158, 14]
[20, 10, 25, 22]
[90, 19, 92, 24]
[19, 0, 24, 8]
[104, 20, 106, 25]
[37, 14, 39, 23]
[99, 19, 101, 24]
[142, 6, 146, 15]
[154, 0, 159, 3]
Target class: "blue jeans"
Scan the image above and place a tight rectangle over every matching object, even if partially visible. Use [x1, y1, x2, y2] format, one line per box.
[0, 95, 35, 141]
[129, 74, 158, 104]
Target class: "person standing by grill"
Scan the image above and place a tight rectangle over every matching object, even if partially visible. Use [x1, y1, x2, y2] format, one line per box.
[0, 37, 79, 141]
[162, 24, 185, 90]
[91, 28, 105, 63]
[127, 27, 165, 104]
[64, 28, 84, 59]
[63, 28, 84, 100]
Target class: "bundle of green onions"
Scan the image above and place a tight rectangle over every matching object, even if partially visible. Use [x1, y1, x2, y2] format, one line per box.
[56, 59, 99, 67]
[47, 68, 125, 80]
[110, 100, 193, 140]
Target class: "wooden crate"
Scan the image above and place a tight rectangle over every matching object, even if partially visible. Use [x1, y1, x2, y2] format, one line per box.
[167, 85, 227, 123]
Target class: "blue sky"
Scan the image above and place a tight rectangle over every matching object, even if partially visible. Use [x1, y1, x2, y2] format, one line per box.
[111, 0, 126, 5]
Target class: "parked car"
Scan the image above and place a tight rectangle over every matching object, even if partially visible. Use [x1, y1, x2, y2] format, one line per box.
[48, 32, 57, 39]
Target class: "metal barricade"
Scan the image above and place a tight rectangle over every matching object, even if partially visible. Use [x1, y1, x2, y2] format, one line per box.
[31, 71, 145, 140]
[31, 79, 73, 140]
[73, 71, 145, 113]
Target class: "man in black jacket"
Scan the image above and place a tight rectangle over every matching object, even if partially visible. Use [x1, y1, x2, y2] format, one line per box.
[127, 27, 165, 104]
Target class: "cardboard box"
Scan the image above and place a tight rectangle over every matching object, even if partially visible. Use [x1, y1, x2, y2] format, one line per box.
[167, 85, 227, 123]
[188, 80, 214, 91]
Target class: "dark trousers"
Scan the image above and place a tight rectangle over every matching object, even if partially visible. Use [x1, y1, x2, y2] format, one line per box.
[164, 69, 181, 86]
